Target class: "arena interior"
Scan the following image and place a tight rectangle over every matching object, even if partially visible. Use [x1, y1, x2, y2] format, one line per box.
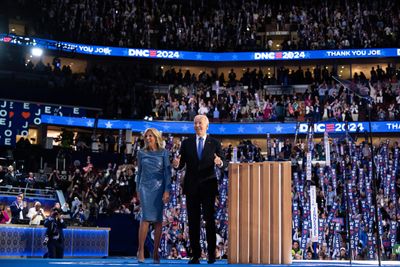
[1, 0, 400, 266]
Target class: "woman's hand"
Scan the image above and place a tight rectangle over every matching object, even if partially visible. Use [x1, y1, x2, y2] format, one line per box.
[162, 192, 170, 204]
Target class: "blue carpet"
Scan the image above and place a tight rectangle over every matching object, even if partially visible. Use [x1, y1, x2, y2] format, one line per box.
[0, 258, 399, 267]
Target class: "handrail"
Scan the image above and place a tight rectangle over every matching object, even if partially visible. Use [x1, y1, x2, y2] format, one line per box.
[0, 186, 57, 199]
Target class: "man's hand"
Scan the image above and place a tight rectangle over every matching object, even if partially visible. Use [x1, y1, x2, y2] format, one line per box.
[214, 153, 223, 167]
[162, 192, 170, 204]
[172, 155, 181, 168]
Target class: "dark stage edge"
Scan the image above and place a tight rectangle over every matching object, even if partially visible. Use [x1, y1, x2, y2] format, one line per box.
[0, 259, 399, 267]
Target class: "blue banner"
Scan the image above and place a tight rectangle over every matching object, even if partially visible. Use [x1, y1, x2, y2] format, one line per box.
[40, 115, 400, 135]
[293, 202, 300, 230]
[367, 232, 375, 260]
[300, 220, 309, 257]
[318, 219, 325, 246]
[1, 34, 399, 62]
[354, 219, 360, 255]
[0, 100, 86, 146]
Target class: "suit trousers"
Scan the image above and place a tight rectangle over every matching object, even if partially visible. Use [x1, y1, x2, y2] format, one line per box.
[47, 239, 64, 258]
[186, 179, 217, 259]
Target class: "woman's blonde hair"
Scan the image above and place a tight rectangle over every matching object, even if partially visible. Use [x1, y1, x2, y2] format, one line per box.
[143, 128, 164, 150]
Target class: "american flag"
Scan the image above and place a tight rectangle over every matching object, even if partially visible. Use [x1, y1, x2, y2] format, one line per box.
[326, 123, 335, 132]
[149, 50, 157, 57]
[332, 76, 370, 97]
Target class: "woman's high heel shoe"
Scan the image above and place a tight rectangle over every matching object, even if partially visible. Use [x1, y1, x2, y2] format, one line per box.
[153, 250, 160, 264]
[137, 250, 145, 263]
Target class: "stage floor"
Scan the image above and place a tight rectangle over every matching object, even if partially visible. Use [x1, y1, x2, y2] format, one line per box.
[0, 257, 400, 267]
[0, 258, 400, 267]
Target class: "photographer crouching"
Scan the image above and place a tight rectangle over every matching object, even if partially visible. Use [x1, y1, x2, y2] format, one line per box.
[43, 208, 67, 258]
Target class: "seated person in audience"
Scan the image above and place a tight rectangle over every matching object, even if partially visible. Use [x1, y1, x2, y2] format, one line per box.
[5, 165, 18, 187]
[69, 185, 82, 204]
[35, 170, 48, 189]
[216, 241, 226, 259]
[48, 170, 61, 189]
[52, 202, 62, 213]
[168, 246, 181, 259]
[339, 247, 348, 260]
[0, 204, 11, 224]
[306, 251, 313, 260]
[61, 202, 72, 219]
[318, 243, 328, 260]
[115, 204, 130, 214]
[71, 197, 81, 214]
[73, 204, 88, 225]
[291, 240, 303, 259]
[0, 166, 5, 186]
[27, 201, 46, 225]
[25, 172, 36, 188]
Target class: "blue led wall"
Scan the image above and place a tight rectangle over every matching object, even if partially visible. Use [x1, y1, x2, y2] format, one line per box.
[41, 115, 400, 135]
[0, 225, 109, 257]
[1, 34, 399, 61]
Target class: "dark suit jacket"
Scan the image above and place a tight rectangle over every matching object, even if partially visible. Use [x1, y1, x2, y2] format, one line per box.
[44, 217, 67, 241]
[178, 135, 226, 195]
[10, 201, 27, 224]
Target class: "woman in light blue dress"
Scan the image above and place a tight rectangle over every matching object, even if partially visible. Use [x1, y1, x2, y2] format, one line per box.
[136, 128, 171, 263]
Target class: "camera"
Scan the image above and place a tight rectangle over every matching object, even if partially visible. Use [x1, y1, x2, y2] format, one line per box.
[51, 210, 59, 218]
[42, 236, 49, 246]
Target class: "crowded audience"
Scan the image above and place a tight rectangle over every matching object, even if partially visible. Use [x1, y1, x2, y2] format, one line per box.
[1, 130, 400, 260]
[1, 47, 400, 123]
[1, 0, 400, 261]
[8, 0, 400, 51]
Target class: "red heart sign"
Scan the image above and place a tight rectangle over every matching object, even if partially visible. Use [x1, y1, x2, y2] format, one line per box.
[9, 111, 14, 118]
[21, 111, 31, 119]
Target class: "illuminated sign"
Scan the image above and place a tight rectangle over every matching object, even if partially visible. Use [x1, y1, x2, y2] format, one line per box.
[0, 100, 86, 146]
[298, 122, 365, 133]
[41, 115, 400, 136]
[127, 49, 180, 59]
[1, 34, 399, 62]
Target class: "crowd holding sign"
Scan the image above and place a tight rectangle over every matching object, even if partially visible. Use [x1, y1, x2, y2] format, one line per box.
[0, 100, 86, 146]
[290, 134, 400, 260]
[2, 125, 400, 260]
[138, 132, 400, 260]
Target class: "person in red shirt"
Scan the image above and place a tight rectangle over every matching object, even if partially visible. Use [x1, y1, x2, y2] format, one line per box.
[0, 204, 10, 224]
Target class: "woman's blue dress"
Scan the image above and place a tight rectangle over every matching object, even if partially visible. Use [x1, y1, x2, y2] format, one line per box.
[137, 149, 171, 222]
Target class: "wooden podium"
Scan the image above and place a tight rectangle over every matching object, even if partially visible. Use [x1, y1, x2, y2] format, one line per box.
[228, 161, 292, 264]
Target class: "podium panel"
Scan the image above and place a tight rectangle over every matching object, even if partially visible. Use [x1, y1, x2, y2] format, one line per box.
[228, 162, 292, 265]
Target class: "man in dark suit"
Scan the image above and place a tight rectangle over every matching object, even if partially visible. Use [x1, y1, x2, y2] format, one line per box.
[173, 115, 226, 264]
[5, 165, 18, 187]
[10, 194, 27, 224]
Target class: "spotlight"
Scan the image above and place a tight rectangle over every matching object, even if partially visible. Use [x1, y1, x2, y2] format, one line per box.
[31, 47, 43, 57]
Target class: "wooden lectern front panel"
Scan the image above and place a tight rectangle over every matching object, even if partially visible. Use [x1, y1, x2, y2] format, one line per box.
[228, 163, 239, 263]
[281, 162, 293, 264]
[228, 162, 291, 265]
[270, 163, 281, 264]
[238, 164, 250, 263]
[260, 163, 271, 264]
[250, 164, 261, 264]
